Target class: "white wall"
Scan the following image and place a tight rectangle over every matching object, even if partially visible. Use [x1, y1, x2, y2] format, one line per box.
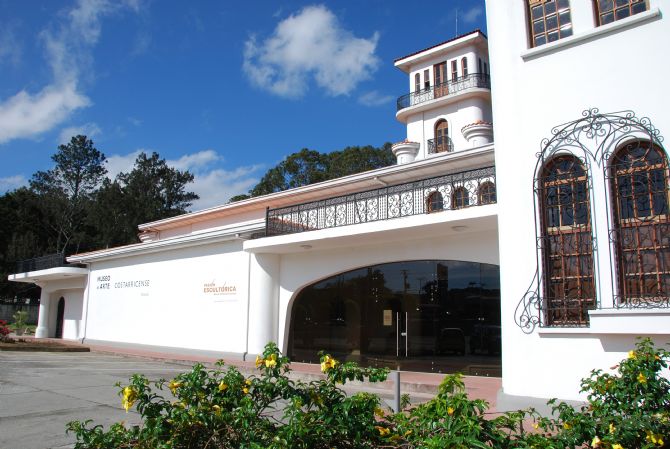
[486, 0, 670, 400]
[83, 240, 251, 354]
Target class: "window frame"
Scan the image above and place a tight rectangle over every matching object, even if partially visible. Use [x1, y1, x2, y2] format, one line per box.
[526, 0, 574, 48]
[593, 0, 648, 26]
[426, 191, 444, 213]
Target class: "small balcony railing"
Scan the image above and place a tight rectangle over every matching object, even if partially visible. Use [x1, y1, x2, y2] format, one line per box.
[266, 166, 496, 237]
[15, 253, 67, 273]
[396, 73, 491, 112]
[427, 137, 454, 154]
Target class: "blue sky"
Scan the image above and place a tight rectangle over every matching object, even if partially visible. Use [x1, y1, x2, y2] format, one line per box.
[0, 0, 487, 210]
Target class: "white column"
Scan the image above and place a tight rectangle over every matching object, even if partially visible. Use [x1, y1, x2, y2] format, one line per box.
[35, 287, 52, 338]
[247, 253, 280, 357]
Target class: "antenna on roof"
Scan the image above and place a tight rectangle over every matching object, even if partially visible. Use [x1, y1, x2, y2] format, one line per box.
[455, 7, 459, 36]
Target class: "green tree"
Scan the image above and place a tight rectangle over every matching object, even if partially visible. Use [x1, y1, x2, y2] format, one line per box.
[29, 135, 107, 254]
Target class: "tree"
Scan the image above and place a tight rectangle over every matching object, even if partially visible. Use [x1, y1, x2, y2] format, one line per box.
[29, 135, 107, 254]
[237, 143, 394, 200]
[90, 152, 199, 246]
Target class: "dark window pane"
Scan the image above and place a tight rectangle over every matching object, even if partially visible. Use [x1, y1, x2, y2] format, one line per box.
[546, 0, 557, 14]
[559, 10, 571, 25]
[547, 30, 560, 42]
[535, 34, 547, 46]
[560, 26, 573, 38]
[599, 0, 613, 12]
[601, 11, 615, 24]
[616, 0, 629, 6]
[632, 1, 647, 14]
[532, 4, 544, 19]
[534, 19, 546, 34]
[616, 7, 631, 19]
[546, 13, 558, 30]
[558, 0, 570, 10]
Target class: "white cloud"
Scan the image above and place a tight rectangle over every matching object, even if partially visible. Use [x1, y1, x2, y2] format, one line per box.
[358, 90, 394, 107]
[0, 0, 140, 145]
[462, 6, 484, 24]
[105, 149, 264, 210]
[243, 5, 380, 98]
[0, 83, 91, 144]
[0, 175, 28, 192]
[58, 122, 101, 144]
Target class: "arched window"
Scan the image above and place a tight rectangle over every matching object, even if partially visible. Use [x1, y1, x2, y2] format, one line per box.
[461, 57, 468, 77]
[527, 0, 573, 47]
[426, 191, 444, 213]
[538, 155, 595, 325]
[414, 73, 420, 93]
[478, 181, 497, 205]
[452, 187, 469, 209]
[595, 0, 647, 26]
[609, 140, 670, 306]
[434, 120, 451, 153]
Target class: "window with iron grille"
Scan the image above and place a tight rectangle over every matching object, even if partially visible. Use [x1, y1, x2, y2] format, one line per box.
[527, 0, 573, 47]
[609, 141, 670, 307]
[538, 156, 595, 326]
[594, 0, 647, 25]
[426, 191, 444, 213]
[478, 181, 497, 205]
[452, 187, 469, 209]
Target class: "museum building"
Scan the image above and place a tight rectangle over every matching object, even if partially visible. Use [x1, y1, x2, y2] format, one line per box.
[10, 0, 670, 405]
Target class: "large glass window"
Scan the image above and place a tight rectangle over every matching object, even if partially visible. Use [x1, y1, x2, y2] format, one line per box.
[288, 260, 501, 375]
[609, 141, 670, 306]
[527, 0, 573, 47]
[538, 156, 595, 325]
[595, 0, 647, 25]
[434, 119, 451, 153]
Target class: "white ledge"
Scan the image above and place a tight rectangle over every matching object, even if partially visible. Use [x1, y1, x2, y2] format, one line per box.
[521, 8, 661, 61]
[538, 307, 670, 336]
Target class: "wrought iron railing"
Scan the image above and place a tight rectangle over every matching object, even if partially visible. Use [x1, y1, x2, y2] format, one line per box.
[266, 166, 496, 237]
[15, 253, 66, 273]
[427, 137, 454, 154]
[396, 73, 491, 112]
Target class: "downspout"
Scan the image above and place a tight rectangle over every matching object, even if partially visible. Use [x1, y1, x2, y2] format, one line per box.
[80, 263, 92, 344]
[243, 251, 252, 361]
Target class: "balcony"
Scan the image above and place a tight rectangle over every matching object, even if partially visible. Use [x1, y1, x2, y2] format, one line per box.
[266, 166, 496, 237]
[15, 253, 68, 273]
[427, 137, 454, 154]
[396, 73, 491, 112]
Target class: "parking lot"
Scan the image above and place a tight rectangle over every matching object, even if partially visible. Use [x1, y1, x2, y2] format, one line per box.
[0, 351, 195, 449]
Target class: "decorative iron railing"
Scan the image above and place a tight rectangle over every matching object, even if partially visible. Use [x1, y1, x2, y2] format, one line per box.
[266, 166, 496, 237]
[427, 137, 454, 154]
[15, 253, 66, 273]
[396, 73, 491, 112]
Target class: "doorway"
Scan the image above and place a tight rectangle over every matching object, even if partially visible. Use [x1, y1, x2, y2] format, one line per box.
[55, 297, 65, 339]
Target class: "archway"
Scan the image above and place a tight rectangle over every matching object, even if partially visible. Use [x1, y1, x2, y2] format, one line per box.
[287, 260, 501, 375]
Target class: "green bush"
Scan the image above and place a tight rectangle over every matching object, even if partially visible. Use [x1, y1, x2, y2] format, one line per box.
[67, 339, 669, 448]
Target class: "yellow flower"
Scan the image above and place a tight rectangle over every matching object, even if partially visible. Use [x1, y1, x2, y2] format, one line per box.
[533, 423, 539, 430]
[255, 355, 264, 368]
[218, 381, 228, 392]
[374, 407, 385, 417]
[242, 387, 249, 394]
[638, 373, 647, 384]
[212, 404, 221, 414]
[591, 436, 602, 448]
[265, 353, 277, 368]
[245, 379, 252, 386]
[628, 350, 636, 359]
[609, 423, 616, 434]
[447, 406, 454, 416]
[121, 386, 138, 413]
[320, 355, 338, 373]
[612, 444, 624, 449]
[563, 422, 572, 430]
[375, 426, 390, 436]
[646, 430, 665, 446]
[168, 380, 182, 395]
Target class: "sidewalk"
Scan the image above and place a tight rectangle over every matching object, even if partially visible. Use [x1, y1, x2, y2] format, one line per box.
[20, 336, 503, 411]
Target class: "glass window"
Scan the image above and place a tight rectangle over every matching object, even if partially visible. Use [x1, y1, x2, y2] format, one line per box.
[478, 182, 497, 205]
[451, 60, 458, 81]
[426, 191, 444, 213]
[452, 187, 469, 209]
[423, 69, 430, 90]
[609, 141, 670, 306]
[434, 120, 451, 153]
[538, 156, 595, 325]
[527, 0, 573, 48]
[596, 0, 647, 25]
[414, 73, 420, 93]
[461, 57, 468, 77]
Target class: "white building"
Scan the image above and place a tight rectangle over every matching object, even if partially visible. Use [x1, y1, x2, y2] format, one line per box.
[10, 0, 670, 406]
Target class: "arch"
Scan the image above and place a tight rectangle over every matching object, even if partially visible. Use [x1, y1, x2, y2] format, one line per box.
[426, 191, 444, 213]
[414, 73, 420, 93]
[461, 57, 468, 77]
[434, 119, 451, 153]
[608, 140, 670, 307]
[538, 155, 595, 325]
[55, 297, 65, 338]
[286, 260, 501, 374]
[478, 181, 497, 205]
[452, 186, 469, 209]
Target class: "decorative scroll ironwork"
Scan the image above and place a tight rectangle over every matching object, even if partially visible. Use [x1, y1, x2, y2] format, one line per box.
[427, 137, 454, 154]
[266, 166, 496, 237]
[515, 108, 667, 333]
[16, 253, 66, 273]
[396, 73, 491, 112]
